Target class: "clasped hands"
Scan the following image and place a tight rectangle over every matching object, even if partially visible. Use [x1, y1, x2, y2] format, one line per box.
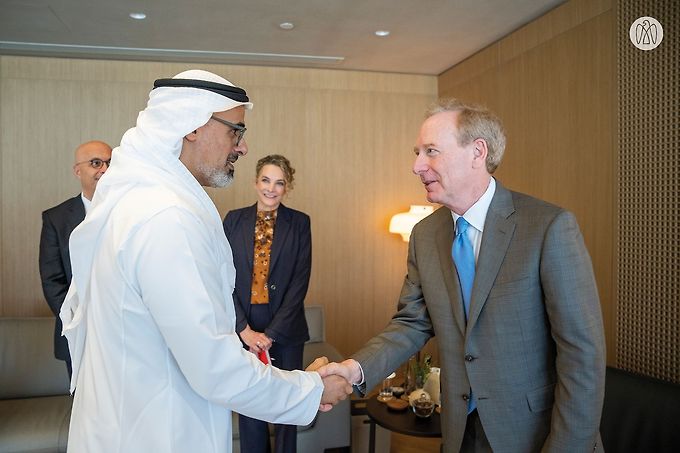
[240, 325, 273, 354]
[306, 357, 362, 412]
[241, 325, 359, 413]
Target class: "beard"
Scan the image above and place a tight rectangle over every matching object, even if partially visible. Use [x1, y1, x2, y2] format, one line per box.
[196, 149, 241, 188]
[209, 170, 234, 188]
[198, 162, 234, 188]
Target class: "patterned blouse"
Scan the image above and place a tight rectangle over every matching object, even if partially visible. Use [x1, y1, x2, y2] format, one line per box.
[250, 209, 277, 304]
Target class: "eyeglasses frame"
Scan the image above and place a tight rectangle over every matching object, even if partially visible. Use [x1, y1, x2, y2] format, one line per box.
[74, 158, 111, 169]
[210, 115, 247, 146]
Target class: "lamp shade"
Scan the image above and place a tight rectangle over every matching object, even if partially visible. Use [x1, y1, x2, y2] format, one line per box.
[389, 205, 434, 242]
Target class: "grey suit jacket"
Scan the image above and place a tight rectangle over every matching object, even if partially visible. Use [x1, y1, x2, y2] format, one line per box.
[352, 181, 606, 452]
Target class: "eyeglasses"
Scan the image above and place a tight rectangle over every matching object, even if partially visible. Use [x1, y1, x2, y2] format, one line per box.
[210, 116, 247, 146]
[74, 158, 111, 169]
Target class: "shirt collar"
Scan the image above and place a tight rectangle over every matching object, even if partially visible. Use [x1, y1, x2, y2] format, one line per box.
[451, 177, 496, 233]
[81, 193, 92, 214]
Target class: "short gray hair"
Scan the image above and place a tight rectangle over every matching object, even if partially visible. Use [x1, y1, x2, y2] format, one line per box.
[426, 98, 506, 173]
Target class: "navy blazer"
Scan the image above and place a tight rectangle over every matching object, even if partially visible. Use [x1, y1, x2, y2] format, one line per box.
[223, 203, 311, 346]
[39, 194, 85, 361]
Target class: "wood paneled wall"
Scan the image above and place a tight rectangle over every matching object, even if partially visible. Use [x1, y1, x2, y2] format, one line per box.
[438, 0, 616, 361]
[0, 0, 620, 368]
[0, 56, 437, 358]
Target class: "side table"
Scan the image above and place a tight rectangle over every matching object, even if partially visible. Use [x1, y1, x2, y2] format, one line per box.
[366, 397, 441, 453]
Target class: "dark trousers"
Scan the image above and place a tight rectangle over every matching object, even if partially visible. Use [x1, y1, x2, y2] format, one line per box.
[460, 409, 492, 453]
[239, 305, 305, 453]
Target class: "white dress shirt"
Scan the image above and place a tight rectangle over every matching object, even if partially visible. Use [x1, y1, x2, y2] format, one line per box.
[451, 177, 496, 263]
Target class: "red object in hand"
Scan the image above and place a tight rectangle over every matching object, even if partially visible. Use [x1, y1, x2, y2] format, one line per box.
[258, 349, 270, 365]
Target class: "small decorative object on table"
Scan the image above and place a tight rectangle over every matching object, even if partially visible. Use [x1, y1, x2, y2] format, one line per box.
[386, 398, 409, 411]
[412, 393, 435, 418]
[377, 372, 396, 402]
[408, 354, 432, 390]
[423, 366, 440, 406]
[408, 388, 431, 407]
[391, 386, 405, 398]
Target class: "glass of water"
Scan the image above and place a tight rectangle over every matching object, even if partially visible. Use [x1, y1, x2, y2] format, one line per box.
[377, 372, 396, 402]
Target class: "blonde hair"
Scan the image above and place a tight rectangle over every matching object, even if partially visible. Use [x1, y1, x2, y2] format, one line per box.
[426, 98, 506, 173]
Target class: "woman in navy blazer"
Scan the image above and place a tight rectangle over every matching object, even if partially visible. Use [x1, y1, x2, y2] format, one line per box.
[223, 154, 311, 453]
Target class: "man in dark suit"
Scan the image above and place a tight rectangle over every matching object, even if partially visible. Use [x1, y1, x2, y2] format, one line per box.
[39, 140, 112, 378]
[320, 99, 606, 452]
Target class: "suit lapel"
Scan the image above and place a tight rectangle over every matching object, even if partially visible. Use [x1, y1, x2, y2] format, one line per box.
[434, 208, 467, 335]
[64, 196, 86, 276]
[270, 204, 291, 272]
[67, 195, 86, 227]
[241, 205, 257, 269]
[467, 182, 516, 329]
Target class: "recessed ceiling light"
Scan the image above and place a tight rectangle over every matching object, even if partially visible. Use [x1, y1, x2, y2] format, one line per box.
[279, 22, 294, 30]
[375, 30, 390, 37]
[129, 13, 147, 20]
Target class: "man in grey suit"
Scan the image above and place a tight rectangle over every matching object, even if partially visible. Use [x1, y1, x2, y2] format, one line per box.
[320, 99, 606, 452]
[39, 140, 112, 378]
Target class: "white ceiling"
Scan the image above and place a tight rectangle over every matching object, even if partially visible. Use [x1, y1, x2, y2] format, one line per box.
[0, 0, 565, 75]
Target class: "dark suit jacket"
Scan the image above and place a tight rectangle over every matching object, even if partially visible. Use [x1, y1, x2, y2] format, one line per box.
[39, 194, 85, 361]
[352, 181, 606, 452]
[223, 203, 311, 346]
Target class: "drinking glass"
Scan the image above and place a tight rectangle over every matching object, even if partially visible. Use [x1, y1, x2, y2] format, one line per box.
[377, 372, 396, 402]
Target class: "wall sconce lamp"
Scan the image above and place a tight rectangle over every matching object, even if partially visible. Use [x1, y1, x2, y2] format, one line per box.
[389, 205, 434, 242]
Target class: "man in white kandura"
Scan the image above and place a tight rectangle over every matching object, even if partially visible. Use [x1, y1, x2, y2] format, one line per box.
[60, 69, 351, 453]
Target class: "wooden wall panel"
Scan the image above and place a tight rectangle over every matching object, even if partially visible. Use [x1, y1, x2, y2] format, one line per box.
[0, 56, 436, 358]
[438, 0, 616, 362]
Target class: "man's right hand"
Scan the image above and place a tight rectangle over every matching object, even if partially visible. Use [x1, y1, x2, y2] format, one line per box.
[317, 359, 363, 385]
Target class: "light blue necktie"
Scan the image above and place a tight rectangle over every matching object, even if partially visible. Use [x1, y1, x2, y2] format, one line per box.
[452, 217, 477, 413]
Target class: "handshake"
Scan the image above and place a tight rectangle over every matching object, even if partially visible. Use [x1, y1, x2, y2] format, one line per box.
[306, 357, 363, 412]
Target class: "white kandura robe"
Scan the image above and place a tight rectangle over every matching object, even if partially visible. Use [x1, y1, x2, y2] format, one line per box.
[60, 70, 323, 453]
